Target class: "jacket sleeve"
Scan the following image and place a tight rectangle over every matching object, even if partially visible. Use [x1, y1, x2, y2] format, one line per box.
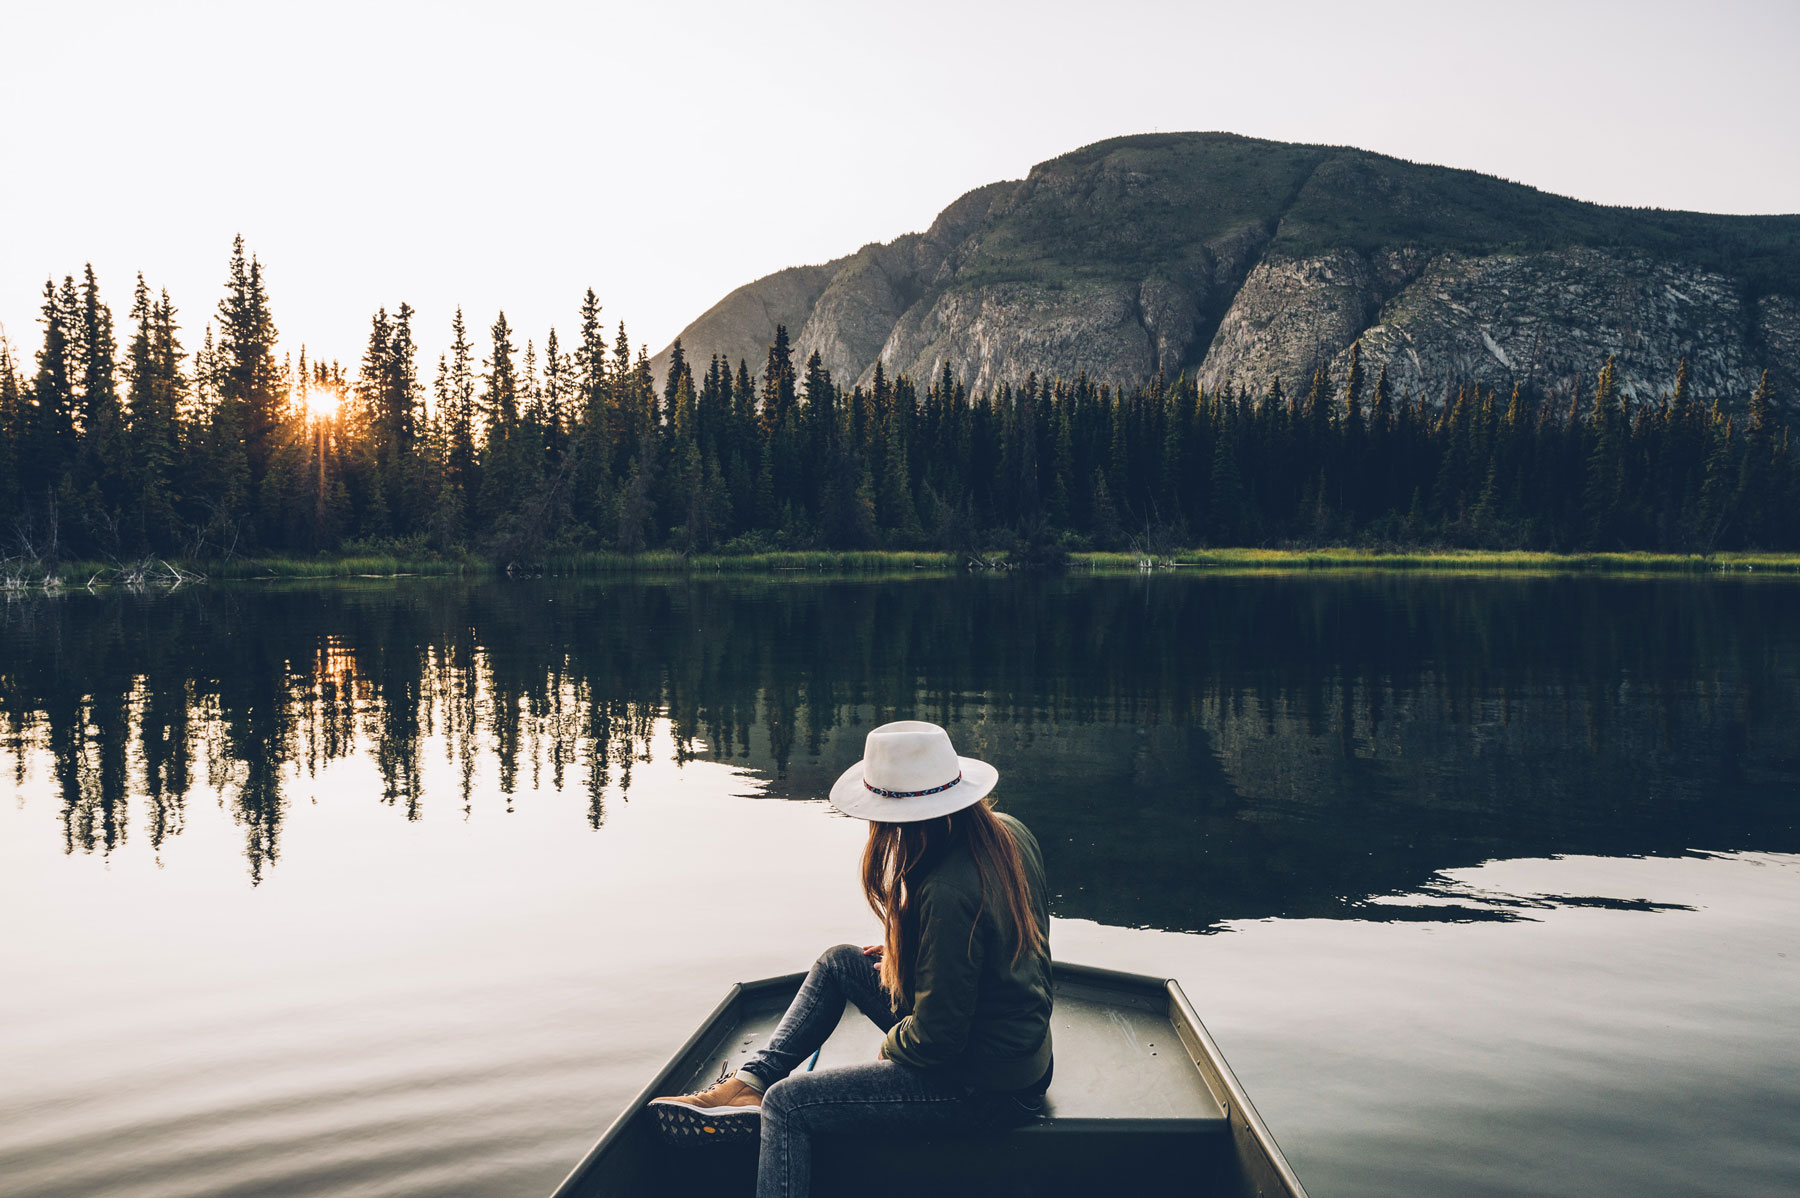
[881, 881, 984, 1068]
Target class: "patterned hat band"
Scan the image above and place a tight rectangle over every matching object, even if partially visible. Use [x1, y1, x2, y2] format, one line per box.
[864, 771, 963, 800]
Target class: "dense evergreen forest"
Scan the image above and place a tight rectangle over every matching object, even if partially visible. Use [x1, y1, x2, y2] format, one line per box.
[2, 240, 1794, 565]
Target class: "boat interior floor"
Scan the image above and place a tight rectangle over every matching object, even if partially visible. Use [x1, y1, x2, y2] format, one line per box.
[594, 973, 1240, 1197]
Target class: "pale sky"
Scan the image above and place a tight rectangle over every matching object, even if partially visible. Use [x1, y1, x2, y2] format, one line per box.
[2, 0, 1796, 385]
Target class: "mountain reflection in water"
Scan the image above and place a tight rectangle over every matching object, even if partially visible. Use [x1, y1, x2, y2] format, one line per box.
[3, 574, 1796, 926]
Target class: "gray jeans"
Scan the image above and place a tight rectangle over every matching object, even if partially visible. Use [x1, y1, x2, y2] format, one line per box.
[741, 944, 1048, 1198]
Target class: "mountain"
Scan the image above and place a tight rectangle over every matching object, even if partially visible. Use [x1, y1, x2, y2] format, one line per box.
[653, 133, 1800, 408]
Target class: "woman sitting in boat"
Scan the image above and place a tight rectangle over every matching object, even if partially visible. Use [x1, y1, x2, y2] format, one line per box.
[652, 720, 1054, 1197]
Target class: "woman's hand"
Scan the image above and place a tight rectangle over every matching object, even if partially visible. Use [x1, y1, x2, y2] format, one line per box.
[867, 944, 887, 1057]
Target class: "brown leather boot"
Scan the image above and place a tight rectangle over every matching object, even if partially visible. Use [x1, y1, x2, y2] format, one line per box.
[649, 1070, 762, 1142]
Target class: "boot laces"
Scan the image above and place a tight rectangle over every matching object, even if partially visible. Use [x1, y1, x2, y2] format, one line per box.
[688, 1063, 734, 1098]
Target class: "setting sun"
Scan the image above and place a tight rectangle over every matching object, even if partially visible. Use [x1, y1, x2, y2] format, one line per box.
[302, 386, 341, 420]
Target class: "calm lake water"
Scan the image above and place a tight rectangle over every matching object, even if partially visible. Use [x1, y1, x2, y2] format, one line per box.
[3, 573, 1797, 1198]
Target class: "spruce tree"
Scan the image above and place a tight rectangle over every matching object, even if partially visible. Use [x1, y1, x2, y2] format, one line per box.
[1748, 369, 1774, 438]
[476, 311, 522, 537]
[1339, 342, 1365, 516]
[191, 319, 250, 557]
[0, 340, 21, 517]
[1367, 363, 1394, 515]
[22, 278, 80, 535]
[387, 302, 420, 454]
[1048, 387, 1075, 528]
[570, 292, 613, 537]
[385, 302, 423, 529]
[543, 327, 572, 450]
[124, 278, 186, 549]
[760, 325, 796, 436]
[444, 308, 479, 519]
[1697, 415, 1737, 551]
[575, 289, 607, 426]
[215, 236, 283, 491]
[1582, 357, 1626, 545]
[1209, 417, 1245, 545]
[879, 374, 923, 541]
[663, 337, 691, 434]
[1739, 370, 1778, 540]
[76, 265, 126, 519]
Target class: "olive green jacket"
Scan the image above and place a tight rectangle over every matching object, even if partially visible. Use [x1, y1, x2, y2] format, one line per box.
[880, 811, 1054, 1091]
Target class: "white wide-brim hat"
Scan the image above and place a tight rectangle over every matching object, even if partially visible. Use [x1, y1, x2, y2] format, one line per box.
[829, 720, 998, 822]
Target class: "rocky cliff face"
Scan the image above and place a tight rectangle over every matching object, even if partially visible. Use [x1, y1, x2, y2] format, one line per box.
[1209, 247, 1789, 406]
[654, 133, 1800, 409]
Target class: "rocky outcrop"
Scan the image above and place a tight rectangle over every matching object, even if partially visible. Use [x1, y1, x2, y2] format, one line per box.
[651, 260, 843, 381]
[652, 181, 1021, 386]
[1198, 250, 1391, 394]
[656, 133, 1800, 410]
[1205, 248, 1772, 405]
[1755, 295, 1800, 400]
[876, 282, 1155, 396]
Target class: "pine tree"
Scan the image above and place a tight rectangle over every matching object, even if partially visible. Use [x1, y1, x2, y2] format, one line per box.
[663, 337, 691, 435]
[522, 338, 542, 426]
[1341, 341, 1365, 434]
[1670, 357, 1692, 424]
[485, 312, 519, 433]
[357, 307, 393, 438]
[444, 308, 479, 518]
[0, 339, 22, 517]
[1048, 385, 1075, 528]
[801, 351, 834, 458]
[1748, 369, 1774, 438]
[1159, 379, 1193, 521]
[190, 318, 250, 557]
[1338, 341, 1365, 516]
[1089, 468, 1123, 547]
[476, 311, 523, 536]
[614, 447, 656, 552]
[542, 327, 572, 450]
[215, 236, 283, 492]
[725, 358, 757, 531]
[19, 277, 81, 542]
[76, 265, 125, 508]
[878, 374, 922, 540]
[124, 277, 186, 549]
[1304, 362, 1334, 446]
[575, 289, 608, 428]
[1739, 370, 1779, 540]
[1582, 357, 1626, 546]
[1697, 415, 1737, 551]
[387, 303, 420, 453]
[569, 292, 613, 538]
[1366, 363, 1394, 515]
[760, 325, 796, 436]
[384, 303, 422, 527]
[1208, 415, 1245, 545]
[611, 322, 636, 450]
[427, 351, 463, 548]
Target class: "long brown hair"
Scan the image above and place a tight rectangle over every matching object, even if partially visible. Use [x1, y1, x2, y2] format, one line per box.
[859, 800, 1045, 1006]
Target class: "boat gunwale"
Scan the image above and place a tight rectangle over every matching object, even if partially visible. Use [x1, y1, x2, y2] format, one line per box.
[547, 972, 808, 1198]
[547, 963, 1307, 1198]
[1165, 976, 1311, 1198]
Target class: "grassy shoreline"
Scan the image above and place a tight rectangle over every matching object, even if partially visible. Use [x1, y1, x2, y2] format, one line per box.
[1157, 548, 1800, 573]
[7, 547, 1800, 587]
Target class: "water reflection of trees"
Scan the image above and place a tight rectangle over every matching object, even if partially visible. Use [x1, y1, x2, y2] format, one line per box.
[2, 576, 1796, 919]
